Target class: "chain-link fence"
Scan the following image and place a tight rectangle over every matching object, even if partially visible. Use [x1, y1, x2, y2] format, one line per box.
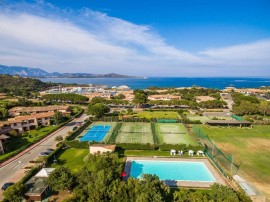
[193, 125, 239, 177]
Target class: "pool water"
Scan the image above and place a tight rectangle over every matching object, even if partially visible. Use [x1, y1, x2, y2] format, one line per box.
[130, 160, 215, 182]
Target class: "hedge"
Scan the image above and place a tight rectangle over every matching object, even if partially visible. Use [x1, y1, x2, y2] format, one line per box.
[20, 166, 41, 184]
[65, 140, 89, 149]
[159, 144, 187, 151]
[108, 123, 122, 143]
[116, 143, 158, 150]
[45, 143, 65, 164]
[151, 122, 159, 144]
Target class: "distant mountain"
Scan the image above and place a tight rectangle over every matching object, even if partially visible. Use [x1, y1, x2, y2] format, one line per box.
[0, 65, 138, 78]
[0, 65, 49, 77]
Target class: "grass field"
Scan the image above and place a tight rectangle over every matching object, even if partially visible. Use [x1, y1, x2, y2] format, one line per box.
[115, 123, 154, 144]
[133, 111, 179, 119]
[199, 125, 270, 198]
[51, 148, 88, 173]
[184, 113, 211, 123]
[155, 123, 196, 145]
[78, 121, 117, 142]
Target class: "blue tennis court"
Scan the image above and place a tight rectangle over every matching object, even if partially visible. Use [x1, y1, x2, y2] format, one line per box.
[80, 125, 111, 142]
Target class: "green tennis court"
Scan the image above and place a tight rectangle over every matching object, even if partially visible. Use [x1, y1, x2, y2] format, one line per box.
[115, 123, 154, 144]
[155, 123, 196, 145]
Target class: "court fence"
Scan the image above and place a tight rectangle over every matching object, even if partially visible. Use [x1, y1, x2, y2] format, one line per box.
[151, 122, 159, 144]
[192, 125, 239, 177]
[107, 123, 122, 143]
[157, 119, 179, 123]
[232, 115, 244, 121]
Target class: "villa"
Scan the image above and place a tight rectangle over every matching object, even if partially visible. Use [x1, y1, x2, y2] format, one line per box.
[0, 112, 54, 134]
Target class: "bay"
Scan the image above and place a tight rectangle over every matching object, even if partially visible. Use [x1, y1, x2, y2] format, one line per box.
[40, 77, 270, 89]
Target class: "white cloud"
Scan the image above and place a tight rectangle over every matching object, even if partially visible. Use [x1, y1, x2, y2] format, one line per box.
[199, 40, 270, 66]
[0, 2, 269, 76]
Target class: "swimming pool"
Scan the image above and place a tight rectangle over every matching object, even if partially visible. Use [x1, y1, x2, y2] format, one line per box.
[130, 160, 215, 182]
[80, 125, 111, 142]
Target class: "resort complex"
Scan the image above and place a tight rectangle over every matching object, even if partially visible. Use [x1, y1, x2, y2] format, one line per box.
[0, 1, 270, 201]
[0, 76, 270, 202]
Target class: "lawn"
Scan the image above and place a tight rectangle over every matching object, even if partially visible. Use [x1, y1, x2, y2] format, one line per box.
[51, 148, 89, 173]
[115, 123, 154, 144]
[0, 126, 58, 162]
[184, 113, 211, 123]
[133, 111, 179, 119]
[155, 123, 196, 145]
[77, 121, 117, 142]
[199, 125, 270, 198]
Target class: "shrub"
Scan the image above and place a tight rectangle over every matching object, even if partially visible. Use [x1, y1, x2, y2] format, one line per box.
[159, 144, 187, 151]
[65, 140, 89, 149]
[116, 143, 157, 150]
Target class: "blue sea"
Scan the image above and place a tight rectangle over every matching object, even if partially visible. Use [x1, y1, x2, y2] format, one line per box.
[40, 77, 270, 89]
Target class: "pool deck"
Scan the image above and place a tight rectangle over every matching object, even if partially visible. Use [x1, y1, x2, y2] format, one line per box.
[124, 157, 226, 188]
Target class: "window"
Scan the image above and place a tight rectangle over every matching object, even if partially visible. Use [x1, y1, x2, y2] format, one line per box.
[28, 120, 35, 123]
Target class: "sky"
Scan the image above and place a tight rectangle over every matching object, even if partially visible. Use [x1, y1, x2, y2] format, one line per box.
[0, 0, 270, 77]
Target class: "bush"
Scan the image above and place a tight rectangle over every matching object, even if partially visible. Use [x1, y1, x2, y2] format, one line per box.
[159, 144, 187, 151]
[65, 140, 89, 149]
[20, 166, 41, 184]
[116, 143, 157, 150]
[46, 143, 65, 164]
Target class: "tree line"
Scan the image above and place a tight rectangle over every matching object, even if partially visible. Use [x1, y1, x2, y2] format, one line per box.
[232, 93, 270, 116]
[42, 93, 89, 104]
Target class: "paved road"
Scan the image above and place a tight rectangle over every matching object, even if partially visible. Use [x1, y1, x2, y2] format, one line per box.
[220, 92, 234, 111]
[0, 113, 87, 199]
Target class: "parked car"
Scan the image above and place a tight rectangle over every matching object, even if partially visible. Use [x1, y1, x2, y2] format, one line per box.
[45, 148, 54, 154]
[1, 182, 14, 191]
[39, 152, 49, 157]
[72, 126, 78, 131]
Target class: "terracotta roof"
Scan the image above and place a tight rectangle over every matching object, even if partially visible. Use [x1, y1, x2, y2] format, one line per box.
[8, 112, 54, 123]
[0, 121, 10, 127]
[90, 144, 116, 151]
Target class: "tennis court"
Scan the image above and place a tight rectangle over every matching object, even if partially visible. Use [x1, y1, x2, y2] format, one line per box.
[80, 125, 111, 142]
[115, 123, 154, 144]
[155, 123, 196, 145]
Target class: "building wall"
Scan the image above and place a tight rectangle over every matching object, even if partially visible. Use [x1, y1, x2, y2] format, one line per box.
[0, 140, 4, 154]
[89, 147, 113, 154]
